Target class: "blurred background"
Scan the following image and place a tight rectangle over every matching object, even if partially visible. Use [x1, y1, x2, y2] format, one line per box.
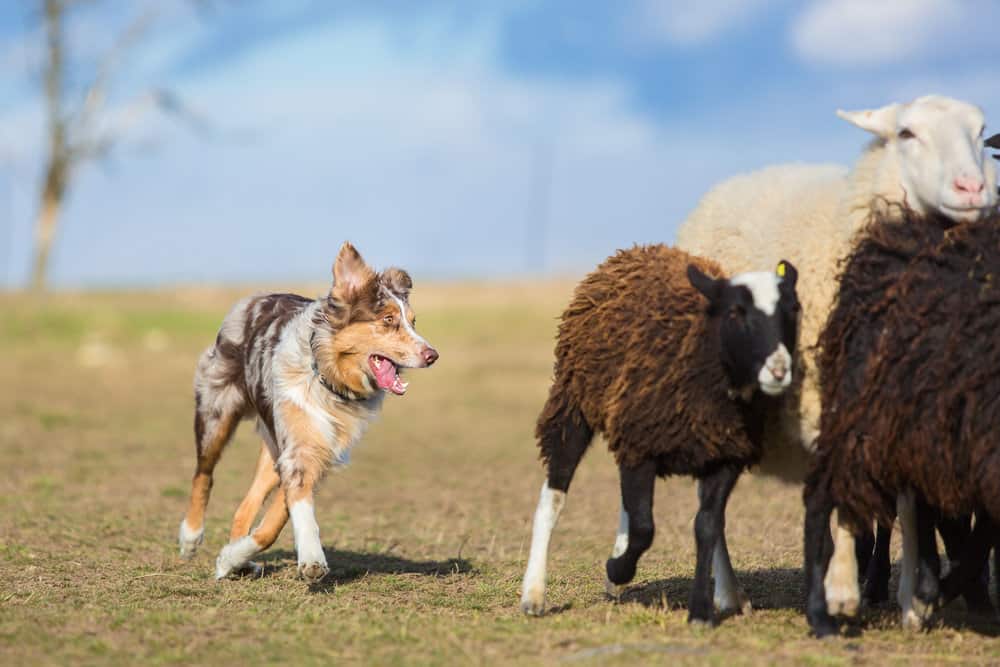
[2, 0, 1000, 290]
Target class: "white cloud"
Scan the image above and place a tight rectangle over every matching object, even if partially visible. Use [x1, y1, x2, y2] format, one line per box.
[630, 0, 780, 47]
[791, 0, 965, 67]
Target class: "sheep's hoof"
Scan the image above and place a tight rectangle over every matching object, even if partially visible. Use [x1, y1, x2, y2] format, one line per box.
[605, 577, 624, 601]
[900, 602, 932, 632]
[715, 589, 752, 616]
[809, 615, 840, 639]
[687, 615, 716, 629]
[826, 582, 860, 617]
[521, 587, 546, 616]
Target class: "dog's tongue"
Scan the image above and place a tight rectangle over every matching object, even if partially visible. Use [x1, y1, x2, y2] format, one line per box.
[374, 356, 407, 395]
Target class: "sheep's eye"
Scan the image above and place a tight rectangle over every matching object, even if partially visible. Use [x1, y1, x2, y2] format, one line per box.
[728, 304, 746, 320]
[898, 128, 916, 140]
[383, 315, 394, 326]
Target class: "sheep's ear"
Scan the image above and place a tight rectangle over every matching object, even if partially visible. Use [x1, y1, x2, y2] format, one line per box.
[776, 260, 798, 290]
[687, 264, 725, 305]
[836, 103, 900, 139]
[331, 242, 376, 299]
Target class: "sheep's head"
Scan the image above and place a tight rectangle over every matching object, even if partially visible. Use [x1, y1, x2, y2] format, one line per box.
[687, 260, 800, 398]
[838, 95, 997, 222]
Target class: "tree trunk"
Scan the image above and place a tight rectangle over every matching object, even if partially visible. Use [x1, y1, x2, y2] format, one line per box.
[30, 184, 62, 292]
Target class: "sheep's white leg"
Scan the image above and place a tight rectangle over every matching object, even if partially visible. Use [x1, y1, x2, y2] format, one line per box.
[713, 533, 751, 614]
[825, 514, 860, 617]
[521, 483, 566, 616]
[897, 489, 923, 630]
[605, 504, 629, 598]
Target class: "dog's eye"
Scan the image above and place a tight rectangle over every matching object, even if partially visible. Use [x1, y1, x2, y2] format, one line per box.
[383, 315, 394, 326]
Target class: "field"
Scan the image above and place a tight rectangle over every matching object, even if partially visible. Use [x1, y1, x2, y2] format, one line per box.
[1, 282, 998, 665]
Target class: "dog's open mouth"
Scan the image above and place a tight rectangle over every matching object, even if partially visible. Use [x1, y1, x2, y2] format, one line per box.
[369, 355, 407, 395]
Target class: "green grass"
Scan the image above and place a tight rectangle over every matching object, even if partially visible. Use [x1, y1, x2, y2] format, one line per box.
[0, 282, 998, 665]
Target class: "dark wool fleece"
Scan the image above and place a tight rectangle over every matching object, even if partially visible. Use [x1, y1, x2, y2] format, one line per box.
[812, 208, 1000, 532]
[537, 244, 776, 475]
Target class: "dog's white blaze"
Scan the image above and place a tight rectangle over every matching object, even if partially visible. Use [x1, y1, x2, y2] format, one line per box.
[215, 535, 260, 579]
[730, 271, 781, 316]
[612, 505, 629, 558]
[758, 343, 792, 395]
[388, 292, 430, 349]
[521, 483, 566, 613]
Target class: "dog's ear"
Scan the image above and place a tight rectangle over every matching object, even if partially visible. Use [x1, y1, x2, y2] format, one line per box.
[381, 267, 412, 300]
[331, 242, 376, 302]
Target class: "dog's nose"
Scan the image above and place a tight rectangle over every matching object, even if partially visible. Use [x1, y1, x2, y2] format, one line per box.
[422, 346, 439, 366]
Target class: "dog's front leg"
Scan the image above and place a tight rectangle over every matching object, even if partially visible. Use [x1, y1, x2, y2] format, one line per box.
[279, 402, 332, 585]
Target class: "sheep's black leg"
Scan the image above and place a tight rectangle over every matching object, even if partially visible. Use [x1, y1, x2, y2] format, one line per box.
[855, 524, 875, 587]
[521, 408, 593, 616]
[688, 463, 740, 625]
[940, 512, 995, 611]
[912, 496, 941, 624]
[605, 459, 657, 588]
[804, 479, 838, 637]
[862, 522, 892, 605]
[938, 513, 993, 614]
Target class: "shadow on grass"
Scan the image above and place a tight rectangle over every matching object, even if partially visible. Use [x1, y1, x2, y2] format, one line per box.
[258, 547, 473, 591]
[618, 566, 1000, 636]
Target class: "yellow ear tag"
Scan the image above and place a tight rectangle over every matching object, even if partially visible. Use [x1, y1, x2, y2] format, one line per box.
[776, 262, 786, 277]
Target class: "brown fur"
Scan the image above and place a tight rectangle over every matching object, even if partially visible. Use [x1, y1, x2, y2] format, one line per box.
[538, 244, 773, 475]
[812, 208, 1000, 532]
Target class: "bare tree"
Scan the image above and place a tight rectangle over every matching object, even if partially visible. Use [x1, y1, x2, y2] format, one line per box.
[30, 0, 207, 291]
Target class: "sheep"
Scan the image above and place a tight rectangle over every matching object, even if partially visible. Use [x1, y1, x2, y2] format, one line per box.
[518, 244, 800, 625]
[804, 206, 1000, 637]
[675, 95, 998, 617]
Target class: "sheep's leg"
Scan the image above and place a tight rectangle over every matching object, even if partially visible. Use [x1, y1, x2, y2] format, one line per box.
[862, 522, 892, 605]
[520, 411, 592, 617]
[898, 489, 922, 630]
[605, 459, 657, 590]
[688, 464, 740, 626]
[854, 524, 875, 587]
[912, 495, 941, 625]
[604, 503, 629, 599]
[825, 516, 860, 617]
[711, 508, 752, 615]
[938, 513, 993, 614]
[939, 512, 995, 610]
[804, 478, 838, 637]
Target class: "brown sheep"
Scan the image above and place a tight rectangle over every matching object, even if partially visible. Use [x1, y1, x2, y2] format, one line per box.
[805, 208, 1000, 637]
[519, 244, 801, 626]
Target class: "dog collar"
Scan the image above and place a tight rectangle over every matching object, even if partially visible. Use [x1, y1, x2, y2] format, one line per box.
[309, 332, 363, 402]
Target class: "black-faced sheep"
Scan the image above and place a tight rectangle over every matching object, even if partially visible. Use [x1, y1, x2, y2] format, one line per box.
[519, 245, 800, 626]
[677, 94, 998, 618]
[805, 208, 1000, 637]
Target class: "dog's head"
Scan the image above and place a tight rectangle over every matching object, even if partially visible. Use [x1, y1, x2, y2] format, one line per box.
[313, 242, 438, 399]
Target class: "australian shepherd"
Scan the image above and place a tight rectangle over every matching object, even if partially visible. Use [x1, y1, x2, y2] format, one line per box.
[177, 242, 438, 582]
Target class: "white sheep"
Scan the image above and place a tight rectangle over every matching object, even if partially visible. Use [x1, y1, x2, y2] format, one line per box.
[675, 94, 997, 623]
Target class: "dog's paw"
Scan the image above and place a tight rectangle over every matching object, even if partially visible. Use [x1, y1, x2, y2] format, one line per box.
[520, 587, 546, 616]
[178, 520, 204, 559]
[215, 536, 259, 580]
[298, 561, 330, 584]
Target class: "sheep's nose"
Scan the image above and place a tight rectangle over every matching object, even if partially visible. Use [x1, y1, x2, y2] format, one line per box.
[954, 175, 985, 195]
[421, 346, 439, 366]
[770, 365, 786, 381]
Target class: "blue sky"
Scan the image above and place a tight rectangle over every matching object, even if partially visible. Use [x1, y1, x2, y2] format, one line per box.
[1, 0, 1000, 287]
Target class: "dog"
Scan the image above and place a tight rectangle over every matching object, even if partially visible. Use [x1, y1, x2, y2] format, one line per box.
[177, 242, 438, 582]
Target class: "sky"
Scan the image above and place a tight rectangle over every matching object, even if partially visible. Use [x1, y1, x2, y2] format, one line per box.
[1, 0, 1000, 287]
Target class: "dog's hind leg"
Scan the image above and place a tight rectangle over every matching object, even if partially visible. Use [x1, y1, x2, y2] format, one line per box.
[179, 368, 245, 558]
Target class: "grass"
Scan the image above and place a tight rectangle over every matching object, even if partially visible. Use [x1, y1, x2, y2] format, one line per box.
[1, 282, 998, 665]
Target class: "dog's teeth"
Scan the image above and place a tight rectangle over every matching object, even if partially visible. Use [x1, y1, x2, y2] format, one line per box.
[401, 381, 409, 390]
[374, 357, 381, 369]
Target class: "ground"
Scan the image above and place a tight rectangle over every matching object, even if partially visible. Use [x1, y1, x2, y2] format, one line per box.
[1, 282, 998, 666]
